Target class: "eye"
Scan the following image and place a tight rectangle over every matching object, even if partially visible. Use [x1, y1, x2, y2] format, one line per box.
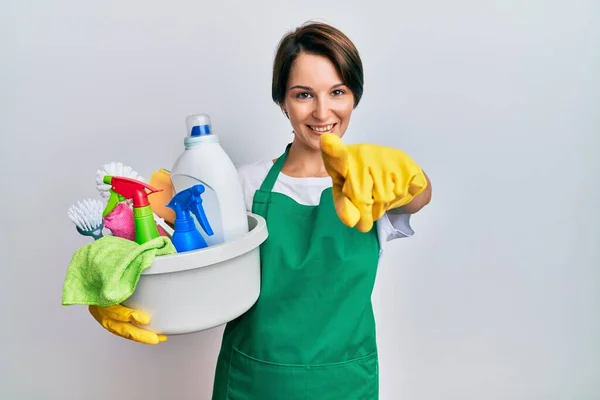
[332, 89, 345, 96]
[296, 92, 312, 99]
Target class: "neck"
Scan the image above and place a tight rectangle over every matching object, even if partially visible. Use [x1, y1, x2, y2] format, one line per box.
[281, 138, 329, 178]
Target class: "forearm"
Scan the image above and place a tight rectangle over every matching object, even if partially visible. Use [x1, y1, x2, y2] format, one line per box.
[390, 172, 432, 215]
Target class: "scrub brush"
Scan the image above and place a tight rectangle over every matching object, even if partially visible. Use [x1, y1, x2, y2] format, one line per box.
[67, 198, 105, 240]
[96, 161, 174, 237]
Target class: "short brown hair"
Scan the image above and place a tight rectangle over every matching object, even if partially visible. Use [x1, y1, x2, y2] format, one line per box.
[272, 21, 364, 108]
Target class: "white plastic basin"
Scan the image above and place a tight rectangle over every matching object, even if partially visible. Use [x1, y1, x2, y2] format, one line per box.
[121, 212, 267, 335]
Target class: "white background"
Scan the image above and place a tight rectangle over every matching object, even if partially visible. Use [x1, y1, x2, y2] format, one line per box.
[1, 1, 598, 399]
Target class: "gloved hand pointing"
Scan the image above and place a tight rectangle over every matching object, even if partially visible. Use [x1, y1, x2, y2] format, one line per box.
[320, 133, 428, 233]
[89, 304, 167, 345]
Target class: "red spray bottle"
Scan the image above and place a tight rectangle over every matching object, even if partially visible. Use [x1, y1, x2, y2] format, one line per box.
[102, 175, 163, 244]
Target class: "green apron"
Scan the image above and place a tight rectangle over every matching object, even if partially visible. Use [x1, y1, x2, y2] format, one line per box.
[212, 144, 381, 400]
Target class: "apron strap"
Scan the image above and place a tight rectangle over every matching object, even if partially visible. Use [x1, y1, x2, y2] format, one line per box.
[258, 143, 291, 193]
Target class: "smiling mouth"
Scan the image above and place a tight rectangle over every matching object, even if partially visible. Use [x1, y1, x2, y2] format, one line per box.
[308, 123, 337, 133]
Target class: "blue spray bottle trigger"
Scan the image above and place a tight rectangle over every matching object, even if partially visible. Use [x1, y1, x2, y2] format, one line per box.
[166, 184, 213, 252]
[187, 184, 214, 236]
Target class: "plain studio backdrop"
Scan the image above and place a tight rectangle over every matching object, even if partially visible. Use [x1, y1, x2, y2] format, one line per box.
[1, 1, 598, 399]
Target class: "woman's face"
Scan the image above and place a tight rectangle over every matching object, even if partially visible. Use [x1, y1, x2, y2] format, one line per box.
[283, 52, 355, 151]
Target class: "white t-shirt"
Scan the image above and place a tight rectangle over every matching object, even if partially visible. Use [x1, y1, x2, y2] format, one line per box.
[236, 160, 415, 254]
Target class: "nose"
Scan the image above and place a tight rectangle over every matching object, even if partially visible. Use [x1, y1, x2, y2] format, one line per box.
[312, 96, 330, 121]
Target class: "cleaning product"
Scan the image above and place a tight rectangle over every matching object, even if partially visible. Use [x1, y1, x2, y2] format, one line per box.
[96, 161, 174, 239]
[103, 201, 172, 241]
[67, 198, 105, 240]
[102, 175, 162, 245]
[149, 168, 176, 225]
[170, 114, 248, 247]
[166, 184, 213, 252]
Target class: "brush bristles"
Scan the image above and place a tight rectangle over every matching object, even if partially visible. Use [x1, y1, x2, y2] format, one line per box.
[96, 161, 145, 198]
[68, 198, 105, 231]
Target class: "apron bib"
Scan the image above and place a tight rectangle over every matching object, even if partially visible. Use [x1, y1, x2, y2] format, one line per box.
[212, 145, 381, 400]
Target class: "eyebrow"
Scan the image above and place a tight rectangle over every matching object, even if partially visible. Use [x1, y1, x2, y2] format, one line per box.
[288, 83, 346, 91]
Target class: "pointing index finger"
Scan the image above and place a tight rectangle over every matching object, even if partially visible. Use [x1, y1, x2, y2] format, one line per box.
[320, 134, 348, 181]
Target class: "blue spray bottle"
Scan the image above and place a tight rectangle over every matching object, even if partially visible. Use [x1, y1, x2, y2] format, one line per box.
[166, 184, 214, 252]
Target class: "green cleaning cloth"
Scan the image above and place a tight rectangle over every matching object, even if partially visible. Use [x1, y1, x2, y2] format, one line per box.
[62, 235, 177, 307]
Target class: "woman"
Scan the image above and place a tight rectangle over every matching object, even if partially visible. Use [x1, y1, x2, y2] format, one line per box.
[89, 21, 432, 399]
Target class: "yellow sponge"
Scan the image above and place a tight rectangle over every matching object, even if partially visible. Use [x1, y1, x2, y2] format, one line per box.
[149, 169, 176, 225]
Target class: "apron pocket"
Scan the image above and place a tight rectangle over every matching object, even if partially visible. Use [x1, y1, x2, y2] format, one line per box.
[226, 347, 378, 400]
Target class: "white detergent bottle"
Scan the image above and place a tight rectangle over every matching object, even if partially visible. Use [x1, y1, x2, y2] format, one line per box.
[169, 114, 248, 247]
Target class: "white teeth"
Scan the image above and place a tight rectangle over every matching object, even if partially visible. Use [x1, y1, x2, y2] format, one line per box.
[309, 124, 334, 132]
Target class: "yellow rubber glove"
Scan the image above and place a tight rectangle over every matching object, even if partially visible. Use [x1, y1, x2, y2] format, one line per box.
[320, 133, 428, 232]
[89, 304, 167, 345]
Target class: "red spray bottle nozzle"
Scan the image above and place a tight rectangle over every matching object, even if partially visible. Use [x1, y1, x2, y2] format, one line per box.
[102, 175, 163, 216]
